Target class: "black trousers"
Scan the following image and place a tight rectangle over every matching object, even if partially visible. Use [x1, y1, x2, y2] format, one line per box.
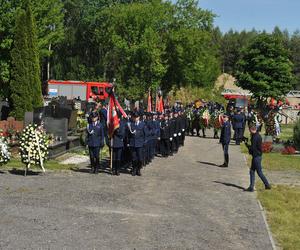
[160, 139, 170, 157]
[89, 146, 101, 169]
[235, 128, 243, 145]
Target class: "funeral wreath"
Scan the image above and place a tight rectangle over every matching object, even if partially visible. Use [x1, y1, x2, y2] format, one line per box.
[0, 136, 10, 166]
[19, 124, 49, 174]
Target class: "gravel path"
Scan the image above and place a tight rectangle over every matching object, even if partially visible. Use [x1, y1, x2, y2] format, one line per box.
[0, 132, 273, 250]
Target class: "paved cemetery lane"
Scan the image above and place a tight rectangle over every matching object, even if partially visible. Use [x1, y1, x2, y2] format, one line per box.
[0, 131, 273, 250]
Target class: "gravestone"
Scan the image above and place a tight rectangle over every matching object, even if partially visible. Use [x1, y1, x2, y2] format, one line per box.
[24, 112, 34, 126]
[0, 100, 10, 120]
[44, 117, 68, 141]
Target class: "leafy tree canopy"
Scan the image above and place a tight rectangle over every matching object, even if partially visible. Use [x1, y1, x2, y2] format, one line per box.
[236, 33, 294, 102]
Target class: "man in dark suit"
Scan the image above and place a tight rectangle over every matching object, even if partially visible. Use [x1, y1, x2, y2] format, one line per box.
[219, 114, 231, 168]
[86, 112, 105, 174]
[245, 126, 271, 192]
[128, 112, 146, 176]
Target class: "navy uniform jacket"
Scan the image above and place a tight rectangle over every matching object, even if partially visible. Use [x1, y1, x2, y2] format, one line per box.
[112, 120, 126, 148]
[233, 113, 245, 129]
[220, 121, 231, 145]
[147, 120, 156, 141]
[129, 121, 146, 148]
[154, 119, 161, 139]
[160, 120, 170, 139]
[160, 120, 172, 140]
[86, 121, 104, 147]
[169, 118, 176, 137]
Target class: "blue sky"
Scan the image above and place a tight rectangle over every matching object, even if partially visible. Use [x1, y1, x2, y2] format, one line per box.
[197, 0, 299, 33]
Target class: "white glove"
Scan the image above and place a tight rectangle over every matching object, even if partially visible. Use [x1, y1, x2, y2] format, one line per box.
[158, 137, 161, 140]
[178, 132, 181, 136]
[174, 133, 177, 137]
[182, 129, 185, 132]
[170, 138, 173, 141]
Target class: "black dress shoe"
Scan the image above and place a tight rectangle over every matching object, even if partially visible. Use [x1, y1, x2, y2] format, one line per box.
[244, 187, 254, 192]
[265, 185, 271, 190]
[219, 163, 228, 168]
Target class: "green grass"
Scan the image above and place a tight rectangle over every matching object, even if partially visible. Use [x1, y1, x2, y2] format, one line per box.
[262, 153, 300, 171]
[257, 184, 300, 250]
[241, 144, 300, 172]
[1, 158, 77, 171]
[279, 124, 295, 142]
[69, 146, 110, 158]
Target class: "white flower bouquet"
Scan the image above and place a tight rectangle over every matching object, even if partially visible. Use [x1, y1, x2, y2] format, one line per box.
[0, 136, 10, 166]
[19, 124, 49, 174]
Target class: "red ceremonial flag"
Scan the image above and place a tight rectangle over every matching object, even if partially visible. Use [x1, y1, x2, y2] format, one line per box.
[158, 96, 164, 113]
[107, 94, 120, 138]
[147, 89, 152, 112]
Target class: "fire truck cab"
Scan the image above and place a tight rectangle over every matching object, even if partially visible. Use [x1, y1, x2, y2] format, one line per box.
[47, 80, 113, 101]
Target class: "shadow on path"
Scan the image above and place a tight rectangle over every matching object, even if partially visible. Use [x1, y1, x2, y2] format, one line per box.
[213, 181, 245, 190]
[71, 160, 132, 176]
[8, 169, 42, 176]
[197, 161, 219, 167]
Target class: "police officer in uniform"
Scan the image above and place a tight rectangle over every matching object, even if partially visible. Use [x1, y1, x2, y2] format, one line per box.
[86, 112, 105, 174]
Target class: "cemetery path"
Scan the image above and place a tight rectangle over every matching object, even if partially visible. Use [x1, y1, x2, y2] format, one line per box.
[0, 131, 273, 250]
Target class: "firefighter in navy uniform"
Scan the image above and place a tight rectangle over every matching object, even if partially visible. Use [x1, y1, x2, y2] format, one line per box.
[173, 111, 181, 152]
[143, 113, 151, 166]
[111, 115, 126, 176]
[150, 113, 160, 162]
[160, 113, 171, 157]
[232, 108, 245, 145]
[128, 112, 147, 176]
[168, 111, 176, 155]
[86, 112, 105, 174]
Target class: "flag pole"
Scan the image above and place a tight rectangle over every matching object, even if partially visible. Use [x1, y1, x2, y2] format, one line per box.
[110, 138, 113, 175]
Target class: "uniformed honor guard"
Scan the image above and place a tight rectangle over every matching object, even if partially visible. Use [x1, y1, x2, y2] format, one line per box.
[86, 112, 105, 174]
[232, 108, 245, 145]
[160, 113, 170, 157]
[219, 114, 231, 168]
[111, 115, 126, 176]
[128, 112, 146, 176]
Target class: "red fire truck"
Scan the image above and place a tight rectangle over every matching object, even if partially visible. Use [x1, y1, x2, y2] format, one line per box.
[47, 80, 113, 101]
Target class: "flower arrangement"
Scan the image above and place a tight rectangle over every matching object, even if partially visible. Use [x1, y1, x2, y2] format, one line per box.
[19, 124, 49, 174]
[262, 142, 273, 153]
[0, 136, 10, 166]
[281, 146, 296, 155]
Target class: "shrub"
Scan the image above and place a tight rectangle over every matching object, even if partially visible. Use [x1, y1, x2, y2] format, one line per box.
[262, 142, 273, 153]
[294, 119, 300, 150]
[281, 146, 296, 155]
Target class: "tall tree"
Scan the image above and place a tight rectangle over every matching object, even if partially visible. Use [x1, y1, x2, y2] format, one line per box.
[25, 1, 43, 108]
[10, 9, 33, 119]
[290, 30, 300, 89]
[236, 33, 294, 106]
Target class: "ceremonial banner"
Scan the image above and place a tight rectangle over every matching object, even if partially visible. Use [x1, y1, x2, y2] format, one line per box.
[107, 94, 120, 138]
[107, 93, 127, 138]
[155, 93, 164, 113]
[147, 89, 152, 112]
